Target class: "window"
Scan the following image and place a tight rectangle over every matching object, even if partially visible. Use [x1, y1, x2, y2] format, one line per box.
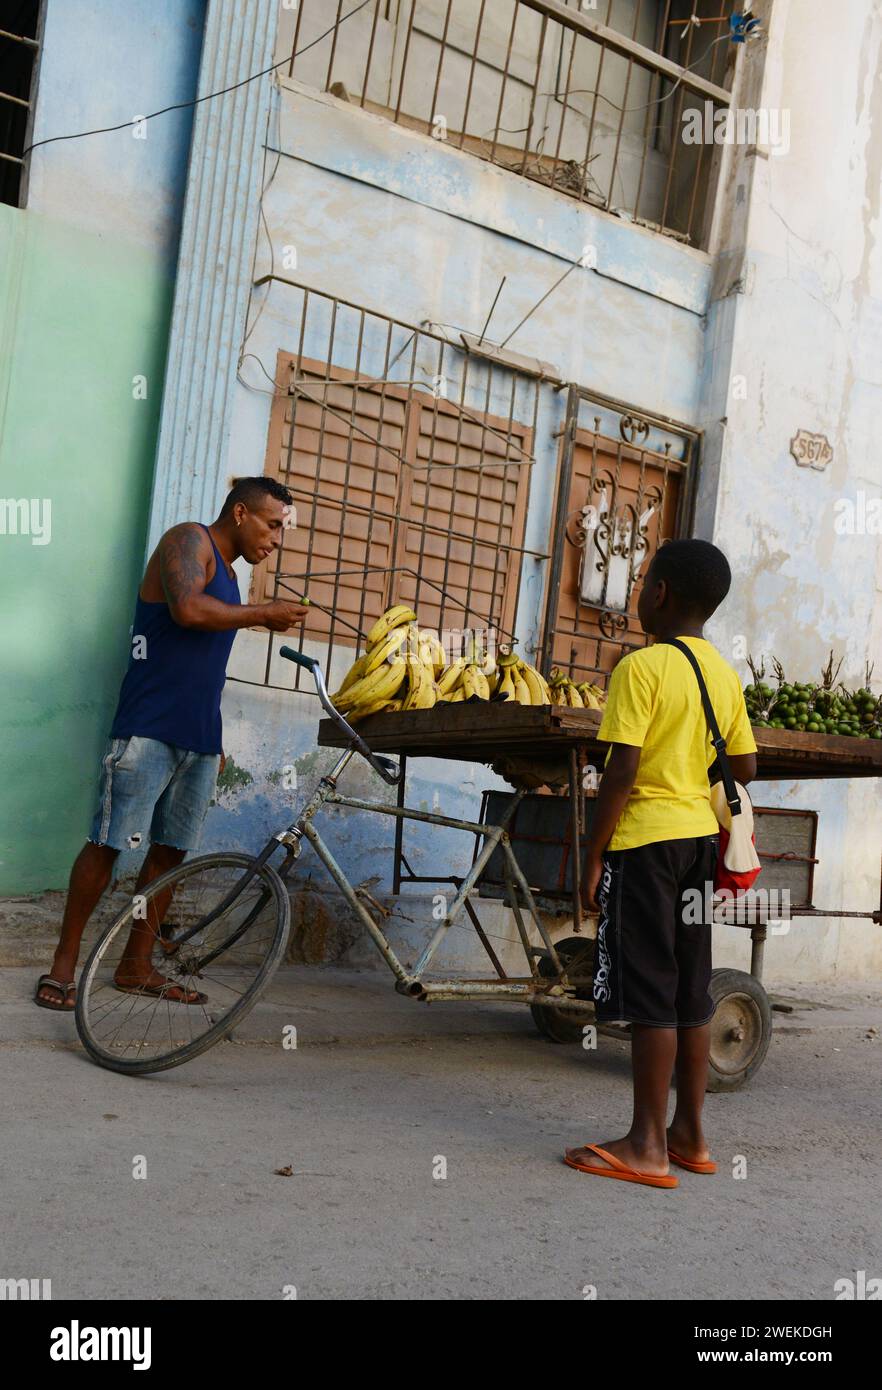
[279, 0, 738, 247]
[250, 285, 543, 694]
[0, 1, 42, 208]
[540, 384, 697, 684]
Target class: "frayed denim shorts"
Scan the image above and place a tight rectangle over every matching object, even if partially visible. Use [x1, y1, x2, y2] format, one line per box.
[89, 736, 220, 853]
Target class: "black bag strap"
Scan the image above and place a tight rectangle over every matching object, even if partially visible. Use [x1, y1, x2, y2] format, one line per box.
[660, 637, 742, 818]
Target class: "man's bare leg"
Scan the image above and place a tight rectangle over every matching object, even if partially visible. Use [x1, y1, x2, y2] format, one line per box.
[667, 1022, 712, 1164]
[36, 842, 119, 1008]
[114, 843, 189, 993]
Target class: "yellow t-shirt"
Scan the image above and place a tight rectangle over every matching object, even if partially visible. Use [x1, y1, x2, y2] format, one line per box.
[598, 637, 757, 851]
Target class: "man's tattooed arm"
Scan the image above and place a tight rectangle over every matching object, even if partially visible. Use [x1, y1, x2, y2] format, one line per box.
[157, 523, 306, 632]
[159, 524, 210, 618]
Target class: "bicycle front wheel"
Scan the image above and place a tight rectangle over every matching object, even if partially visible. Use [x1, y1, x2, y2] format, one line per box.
[75, 852, 290, 1075]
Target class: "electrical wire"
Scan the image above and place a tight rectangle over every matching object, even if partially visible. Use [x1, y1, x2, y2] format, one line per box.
[20, 0, 374, 159]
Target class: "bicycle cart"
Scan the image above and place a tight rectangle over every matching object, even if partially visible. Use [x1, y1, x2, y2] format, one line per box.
[75, 647, 882, 1086]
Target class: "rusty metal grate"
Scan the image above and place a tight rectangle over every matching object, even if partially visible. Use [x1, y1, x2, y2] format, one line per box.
[0, 2, 41, 207]
[283, 0, 737, 247]
[539, 383, 698, 685]
[244, 281, 545, 696]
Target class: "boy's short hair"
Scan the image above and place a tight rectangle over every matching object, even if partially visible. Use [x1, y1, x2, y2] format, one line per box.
[220, 476, 293, 516]
[649, 539, 731, 617]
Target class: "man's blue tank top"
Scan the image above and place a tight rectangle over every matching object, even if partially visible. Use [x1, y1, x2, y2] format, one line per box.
[111, 526, 240, 755]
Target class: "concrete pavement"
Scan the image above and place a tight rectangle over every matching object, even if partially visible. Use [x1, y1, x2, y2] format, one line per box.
[1, 966, 881, 1300]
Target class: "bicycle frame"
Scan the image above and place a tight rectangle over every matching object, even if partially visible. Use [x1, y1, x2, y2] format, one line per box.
[157, 647, 592, 1014]
[270, 745, 598, 1009]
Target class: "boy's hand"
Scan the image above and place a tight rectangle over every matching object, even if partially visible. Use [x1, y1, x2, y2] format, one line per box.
[583, 854, 604, 912]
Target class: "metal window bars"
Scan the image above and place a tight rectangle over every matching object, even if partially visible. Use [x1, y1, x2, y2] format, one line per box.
[244, 281, 546, 698]
[539, 382, 698, 684]
[0, 5, 42, 207]
[284, 0, 737, 248]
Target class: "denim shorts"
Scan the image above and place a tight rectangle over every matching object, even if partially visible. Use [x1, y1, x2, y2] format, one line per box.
[88, 736, 220, 853]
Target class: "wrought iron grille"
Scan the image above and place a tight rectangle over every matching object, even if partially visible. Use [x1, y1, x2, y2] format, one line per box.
[243, 281, 545, 697]
[539, 383, 697, 684]
[0, 1, 41, 207]
[282, 0, 737, 247]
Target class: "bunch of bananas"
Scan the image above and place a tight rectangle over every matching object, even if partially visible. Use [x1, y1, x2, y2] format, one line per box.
[547, 668, 607, 710]
[329, 606, 608, 722]
[329, 606, 443, 723]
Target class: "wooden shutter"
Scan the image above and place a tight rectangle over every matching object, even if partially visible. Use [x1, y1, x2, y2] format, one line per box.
[261, 356, 532, 652]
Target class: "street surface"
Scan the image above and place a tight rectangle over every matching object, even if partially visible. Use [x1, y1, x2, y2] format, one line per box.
[1, 967, 880, 1300]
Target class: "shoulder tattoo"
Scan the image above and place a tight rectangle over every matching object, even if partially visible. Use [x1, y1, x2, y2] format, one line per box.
[160, 524, 208, 606]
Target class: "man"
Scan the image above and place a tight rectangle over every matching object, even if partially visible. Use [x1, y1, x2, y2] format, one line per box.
[35, 477, 308, 1010]
[565, 539, 757, 1188]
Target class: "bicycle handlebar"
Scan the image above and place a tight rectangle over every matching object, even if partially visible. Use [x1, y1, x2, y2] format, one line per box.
[279, 646, 401, 786]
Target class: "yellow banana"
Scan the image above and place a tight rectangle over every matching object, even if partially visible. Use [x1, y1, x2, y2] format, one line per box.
[565, 682, 584, 707]
[334, 657, 407, 711]
[366, 605, 417, 649]
[420, 630, 446, 675]
[348, 697, 401, 724]
[363, 623, 411, 674]
[519, 664, 549, 706]
[330, 651, 370, 702]
[513, 671, 532, 705]
[401, 655, 437, 710]
[497, 667, 516, 702]
[437, 658, 467, 695]
[462, 664, 490, 700]
[446, 687, 466, 702]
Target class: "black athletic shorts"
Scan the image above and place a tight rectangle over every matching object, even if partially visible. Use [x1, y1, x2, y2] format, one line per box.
[592, 834, 719, 1027]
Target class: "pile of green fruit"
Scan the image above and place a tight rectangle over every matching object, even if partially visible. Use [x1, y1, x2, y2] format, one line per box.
[743, 653, 882, 740]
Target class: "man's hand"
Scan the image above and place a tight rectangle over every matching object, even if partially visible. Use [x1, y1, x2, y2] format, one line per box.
[263, 599, 310, 632]
[583, 854, 604, 912]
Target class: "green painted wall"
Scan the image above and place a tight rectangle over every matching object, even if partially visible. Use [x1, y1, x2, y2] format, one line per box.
[0, 205, 175, 892]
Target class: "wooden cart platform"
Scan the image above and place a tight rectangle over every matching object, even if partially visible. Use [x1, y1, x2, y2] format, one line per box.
[318, 702, 882, 780]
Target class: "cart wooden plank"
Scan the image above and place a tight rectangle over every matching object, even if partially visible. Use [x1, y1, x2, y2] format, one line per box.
[318, 704, 882, 779]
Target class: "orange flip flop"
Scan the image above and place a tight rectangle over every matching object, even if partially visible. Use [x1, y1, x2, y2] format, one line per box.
[667, 1148, 717, 1174]
[563, 1144, 679, 1189]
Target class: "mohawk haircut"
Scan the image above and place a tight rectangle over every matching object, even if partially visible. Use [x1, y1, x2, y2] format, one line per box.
[220, 476, 293, 516]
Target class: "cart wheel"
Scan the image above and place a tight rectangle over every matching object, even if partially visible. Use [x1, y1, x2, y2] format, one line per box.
[530, 935, 595, 1045]
[706, 969, 772, 1093]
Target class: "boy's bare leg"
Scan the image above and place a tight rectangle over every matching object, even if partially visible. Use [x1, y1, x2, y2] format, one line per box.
[667, 1022, 712, 1163]
[114, 843, 188, 990]
[35, 843, 120, 1008]
[569, 1024, 677, 1175]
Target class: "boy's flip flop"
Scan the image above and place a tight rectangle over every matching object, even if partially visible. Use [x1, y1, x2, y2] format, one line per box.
[667, 1148, 717, 1174]
[563, 1144, 679, 1189]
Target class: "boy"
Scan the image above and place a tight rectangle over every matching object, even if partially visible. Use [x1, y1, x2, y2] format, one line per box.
[565, 538, 757, 1189]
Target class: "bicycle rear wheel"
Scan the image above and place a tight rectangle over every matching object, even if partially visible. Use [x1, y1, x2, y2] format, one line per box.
[75, 852, 290, 1075]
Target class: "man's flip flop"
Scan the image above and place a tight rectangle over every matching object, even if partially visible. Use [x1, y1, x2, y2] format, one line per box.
[667, 1148, 717, 1174]
[563, 1144, 679, 1189]
[34, 975, 76, 1011]
[114, 980, 208, 1006]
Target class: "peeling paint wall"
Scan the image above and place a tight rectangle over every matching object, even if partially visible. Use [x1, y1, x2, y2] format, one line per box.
[696, 0, 882, 978]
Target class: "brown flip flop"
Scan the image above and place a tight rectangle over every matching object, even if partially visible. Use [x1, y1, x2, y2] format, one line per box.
[114, 979, 208, 1006]
[34, 975, 77, 1011]
[668, 1148, 717, 1174]
[563, 1144, 679, 1189]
